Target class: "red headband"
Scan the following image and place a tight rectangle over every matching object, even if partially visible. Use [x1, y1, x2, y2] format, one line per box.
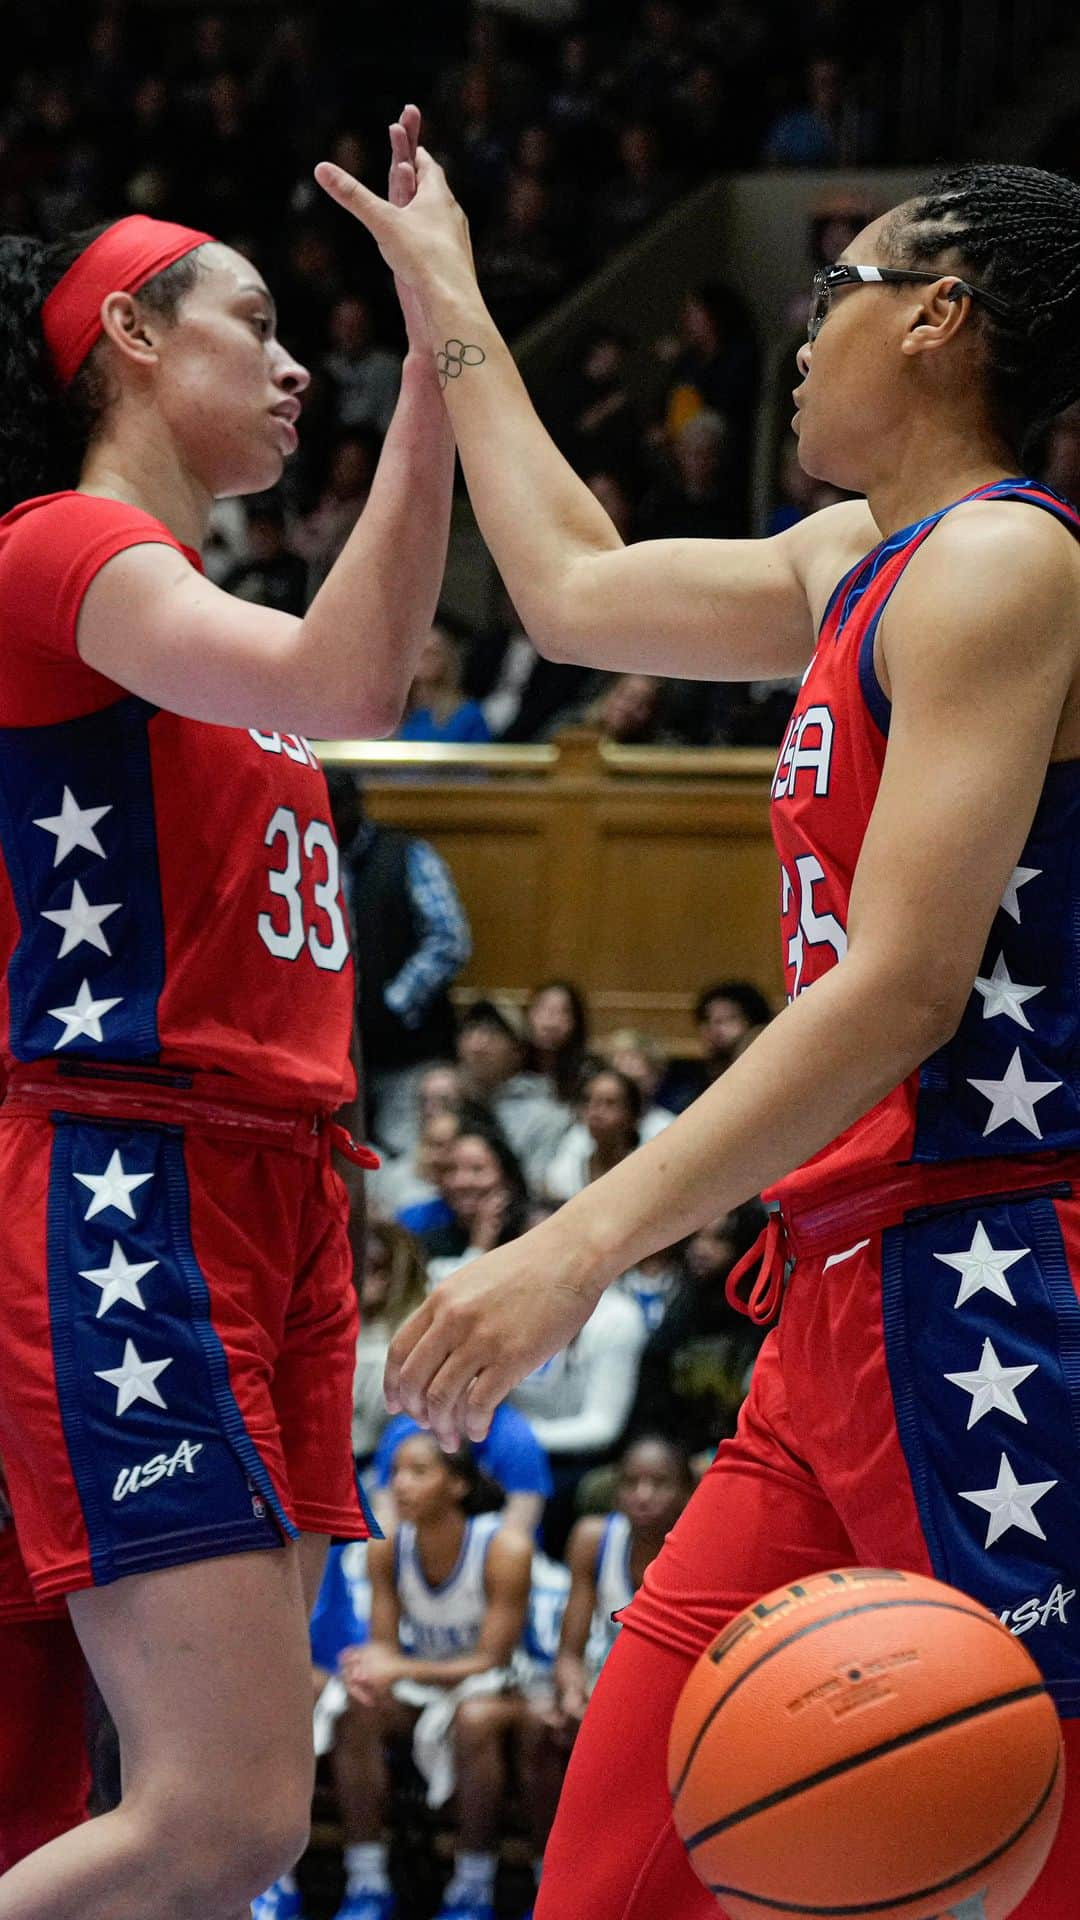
[41, 215, 216, 387]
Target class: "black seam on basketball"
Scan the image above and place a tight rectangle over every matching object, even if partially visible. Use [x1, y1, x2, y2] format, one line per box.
[671, 1596, 1010, 1802]
[702, 1751, 1060, 1916]
[682, 1683, 1046, 1849]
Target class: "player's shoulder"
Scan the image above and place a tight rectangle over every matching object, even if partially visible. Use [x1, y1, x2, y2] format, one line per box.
[900, 491, 1080, 623]
[780, 498, 881, 628]
[0, 489, 176, 558]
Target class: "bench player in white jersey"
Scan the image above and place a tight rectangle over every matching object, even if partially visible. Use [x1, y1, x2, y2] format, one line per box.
[330, 1434, 530, 1920]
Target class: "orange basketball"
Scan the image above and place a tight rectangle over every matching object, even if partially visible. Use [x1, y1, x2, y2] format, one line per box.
[668, 1567, 1064, 1920]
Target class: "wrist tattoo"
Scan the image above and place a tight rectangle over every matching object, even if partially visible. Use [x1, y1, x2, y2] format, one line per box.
[435, 338, 486, 389]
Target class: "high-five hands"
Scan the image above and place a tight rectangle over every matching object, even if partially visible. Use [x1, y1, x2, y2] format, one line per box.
[315, 124, 475, 303]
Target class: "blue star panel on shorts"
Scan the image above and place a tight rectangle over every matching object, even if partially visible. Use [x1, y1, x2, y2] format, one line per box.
[47, 1115, 295, 1585]
[884, 1188, 1080, 1713]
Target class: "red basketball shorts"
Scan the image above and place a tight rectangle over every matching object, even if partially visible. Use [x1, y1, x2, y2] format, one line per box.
[0, 1071, 375, 1606]
[537, 1156, 1080, 1920]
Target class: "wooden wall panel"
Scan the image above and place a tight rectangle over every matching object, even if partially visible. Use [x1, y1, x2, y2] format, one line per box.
[321, 738, 783, 1049]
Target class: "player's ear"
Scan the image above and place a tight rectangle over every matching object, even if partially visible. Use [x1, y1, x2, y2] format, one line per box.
[99, 291, 160, 372]
[901, 280, 973, 359]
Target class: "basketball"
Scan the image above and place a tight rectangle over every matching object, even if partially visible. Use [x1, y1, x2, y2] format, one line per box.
[668, 1567, 1065, 1920]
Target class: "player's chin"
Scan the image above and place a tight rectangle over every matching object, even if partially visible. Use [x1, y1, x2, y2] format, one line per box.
[793, 423, 841, 487]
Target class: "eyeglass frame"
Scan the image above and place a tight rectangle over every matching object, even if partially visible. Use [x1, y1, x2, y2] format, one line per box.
[807, 262, 1017, 343]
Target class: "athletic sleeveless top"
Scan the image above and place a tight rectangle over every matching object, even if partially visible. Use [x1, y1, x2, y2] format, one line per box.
[393, 1510, 502, 1660]
[0, 492, 353, 1107]
[769, 478, 1080, 1210]
[584, 1510, 635, 1681]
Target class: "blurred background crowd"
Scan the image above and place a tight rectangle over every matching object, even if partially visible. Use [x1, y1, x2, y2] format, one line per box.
[10, 1, 1080, 756]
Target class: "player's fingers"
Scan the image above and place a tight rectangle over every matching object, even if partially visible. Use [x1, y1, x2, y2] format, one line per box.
[384, 1297, 435, 1411]
[400, 102, 422, 164]
[394, 1315, 465, 1428]
[314, 161, 390, 235]
[423, 1346, 490, 1450]
[463, 1366, 501, 1443]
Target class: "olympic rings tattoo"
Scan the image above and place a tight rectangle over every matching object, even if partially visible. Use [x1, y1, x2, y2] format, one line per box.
[436, 339, 487, 388]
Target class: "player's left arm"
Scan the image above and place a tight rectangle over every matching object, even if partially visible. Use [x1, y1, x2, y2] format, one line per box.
[384, 503, 1080, 1443]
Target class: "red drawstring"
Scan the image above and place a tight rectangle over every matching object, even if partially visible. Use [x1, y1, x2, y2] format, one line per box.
[328, 1122, 381, 1170]
[725, 1212, 787, 1326]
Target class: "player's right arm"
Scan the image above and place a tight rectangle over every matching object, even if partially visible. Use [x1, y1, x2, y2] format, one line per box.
[315, 148, 878, 683]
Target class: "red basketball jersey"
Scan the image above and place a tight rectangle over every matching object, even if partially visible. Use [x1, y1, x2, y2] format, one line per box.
[0, 492, 353, 1108]
[769, 478, 1080, 1211]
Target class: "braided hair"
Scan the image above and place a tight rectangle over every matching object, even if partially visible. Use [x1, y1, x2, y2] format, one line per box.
[884, 164, 1080, 451]
[0, 224, 208, 516]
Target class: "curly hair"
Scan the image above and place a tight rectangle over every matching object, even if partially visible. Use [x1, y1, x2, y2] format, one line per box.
[883, 163, 1080, 450]
[0, 223, 209, 515]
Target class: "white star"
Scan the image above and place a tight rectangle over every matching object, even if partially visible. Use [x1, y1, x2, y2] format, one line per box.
[78, 1241, 159, 1318]
[934, 1220, 1028, 1308]
[959, 1451, 1056, 1549]
[74, 1149, 153, 1221]
[41, 879, 122, 958]
[972, 954, 1044, 1032]
[94, 1338, 172, 1416]
[32, 787, 111, 867]
[999, 865, 1041, 923]
[46, 978, 122, 1050]
[945, 1338, 1038, 1428]
[968, 1049, 1060, 1138]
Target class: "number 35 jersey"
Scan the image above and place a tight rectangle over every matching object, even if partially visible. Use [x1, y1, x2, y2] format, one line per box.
[0, 492, 353, 1109]
[770, 477, 1080, 1211]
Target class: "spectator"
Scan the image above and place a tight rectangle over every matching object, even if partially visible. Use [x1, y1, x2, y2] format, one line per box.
[416, 1062, 467, 1127]
[328, 773, 472, 1159]
[615, 1243, 685, 1333]
[545, 29, 606, 169]
[524, 979, 590, 1105]
[657, 978, 773, 1112]
[367, 1104, 463, 1228]
[659, 282, 758, 496]
[509, 1277, 648, 1554]
[352, 1222, 430, 1464]
[597, 1028, 676, 1138]
[545, 1065, 642, 1202]
[469, 585, 593, 742]
[219, 494, 307, 615]
[762, 53, 863, 169]
[474, 168, 570, 339]
[294, 428, 380, 595]
[553, 328, 642, 484]
[511, 1437, 695, 1906]
[424, 1124, 531, 1278]
[625, 1202, 769, 1462]
[328, 1437, 532, 1920]
[591, 120, 677, 254]
[455, 1002, 571, 1185]
[398, 619, 492, 745]
[321, 293, 402, 437]
[373, 1406, 553, 1543]
[558, 672, 674, 746]
[638, 409, 740, 542]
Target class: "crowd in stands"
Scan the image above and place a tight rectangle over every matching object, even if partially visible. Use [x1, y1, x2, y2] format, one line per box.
[1, 1, 903, 753]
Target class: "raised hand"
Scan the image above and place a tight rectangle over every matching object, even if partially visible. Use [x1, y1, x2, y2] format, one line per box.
[387, 103, 429, 355]
[315, 135, 474, 302]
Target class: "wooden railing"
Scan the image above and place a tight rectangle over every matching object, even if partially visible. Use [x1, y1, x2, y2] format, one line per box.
[318, 733, 782, 1048]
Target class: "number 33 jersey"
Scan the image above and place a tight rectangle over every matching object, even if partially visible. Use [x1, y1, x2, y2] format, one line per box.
[770, 477, 1080, 1211]
[0, 492, 354, 1108]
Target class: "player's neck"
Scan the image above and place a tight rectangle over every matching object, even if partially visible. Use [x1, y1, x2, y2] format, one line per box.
[863, 408, 1018, 544]
[78, 418, 213, 554]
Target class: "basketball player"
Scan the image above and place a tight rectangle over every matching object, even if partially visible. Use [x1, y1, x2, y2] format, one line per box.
[0, 110, 455, 1920]
[318, 153, 1080, 1917]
